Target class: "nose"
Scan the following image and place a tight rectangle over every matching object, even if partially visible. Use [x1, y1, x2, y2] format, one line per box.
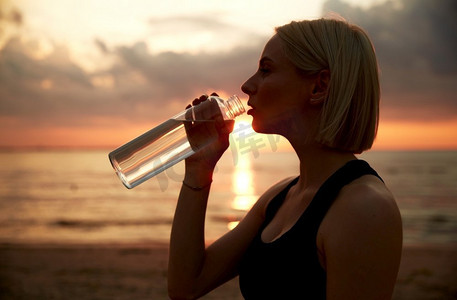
[241, 74, 256, 96]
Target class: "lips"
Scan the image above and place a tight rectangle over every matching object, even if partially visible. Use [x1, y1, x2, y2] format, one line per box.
[247, 101, 255, 115]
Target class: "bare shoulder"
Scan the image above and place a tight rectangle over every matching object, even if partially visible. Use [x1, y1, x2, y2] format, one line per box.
[319, 174, 403, 299]
[336, 175, 400, 221]
[348, 174, 393, 199]
[321, 174, 402, 238]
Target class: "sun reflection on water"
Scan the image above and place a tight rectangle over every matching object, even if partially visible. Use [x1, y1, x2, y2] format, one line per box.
[229, 155, 258, 229]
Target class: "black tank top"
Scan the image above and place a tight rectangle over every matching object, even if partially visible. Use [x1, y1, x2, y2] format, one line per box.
[238, 160, 382, 299]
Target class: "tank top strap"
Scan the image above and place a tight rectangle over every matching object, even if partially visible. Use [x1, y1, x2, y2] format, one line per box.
[263, 177, 299, 226]
[262, 160, 382, 235]
[304, 159, 383, 234]
[238, 159, 382, 299]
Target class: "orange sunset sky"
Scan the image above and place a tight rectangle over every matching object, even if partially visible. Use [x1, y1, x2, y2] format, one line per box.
[1, 0, 456, 150]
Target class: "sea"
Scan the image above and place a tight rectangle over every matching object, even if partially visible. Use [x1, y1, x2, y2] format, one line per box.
[0, 149, 456, 247]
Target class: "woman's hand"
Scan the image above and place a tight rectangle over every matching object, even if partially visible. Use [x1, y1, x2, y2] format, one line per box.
[169, 93, 236, 298]
[183, 93, 235, 179]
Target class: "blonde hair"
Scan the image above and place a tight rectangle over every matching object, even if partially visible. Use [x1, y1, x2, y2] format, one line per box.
[276, 18, 380, 153]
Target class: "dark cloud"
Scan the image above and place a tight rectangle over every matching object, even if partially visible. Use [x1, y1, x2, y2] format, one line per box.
[115, 41, 260, 98]
[325, 0, 457, 74]
[0, 38, 105, 125]
[323, 0, 457, 121]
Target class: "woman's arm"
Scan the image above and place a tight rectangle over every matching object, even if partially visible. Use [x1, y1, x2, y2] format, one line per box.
[168, 164, 213, 299]
[320, 176, 403, 299]
[168, 165, 292, 299]
[168, 94, 234, 299]
[167, 94, 289, 299]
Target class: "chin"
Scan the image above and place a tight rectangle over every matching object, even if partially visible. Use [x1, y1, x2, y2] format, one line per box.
[251, 120, 273, 135]
[250, 119, 262, 133]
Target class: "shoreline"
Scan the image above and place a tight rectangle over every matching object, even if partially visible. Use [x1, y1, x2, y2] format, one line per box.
[1, 242, 456, 299]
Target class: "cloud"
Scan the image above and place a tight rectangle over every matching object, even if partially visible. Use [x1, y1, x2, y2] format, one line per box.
[0, 9, 266, 143]
[0, 31, 263, 130]
[323, 0, 457, 121]
[145, 12, 268, 55]
[0, 6, 23, 27]
[0, 38, 98, 125]
[324, 0, 457, 74]
[2, 0, 456, 148]
[149, 14, 235, 34]
[115, 41, 260, 98]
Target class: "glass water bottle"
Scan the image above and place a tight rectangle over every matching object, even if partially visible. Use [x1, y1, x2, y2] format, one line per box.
[109, 95, 245, 189]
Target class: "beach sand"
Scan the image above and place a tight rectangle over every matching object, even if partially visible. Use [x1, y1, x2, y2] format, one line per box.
[1, 243, 456, 300]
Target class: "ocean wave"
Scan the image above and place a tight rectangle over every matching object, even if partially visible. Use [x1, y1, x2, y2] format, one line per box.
[49, 218, 173, 229]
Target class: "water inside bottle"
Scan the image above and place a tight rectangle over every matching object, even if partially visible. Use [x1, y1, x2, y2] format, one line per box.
[109, 119, 217, 189]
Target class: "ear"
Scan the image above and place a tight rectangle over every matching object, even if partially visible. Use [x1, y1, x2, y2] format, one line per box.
[310, 69, 330, 105]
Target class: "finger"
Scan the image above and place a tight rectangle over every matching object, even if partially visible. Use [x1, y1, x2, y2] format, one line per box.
[183, 120, 192, 132]
[184, 104, 194, 131]
[220, 119, 235, 135]
[185, 104, 192, 121]
[215, 116, 235, 136]
[210, 92, 219, 97]
[225, 120, 235, 133]
[190, 98, 215, 121]
[209, 100, 222, 120]
[217, 119, 234, 149]
[192, 97, 200, 106]
[215, 115, 225, 129]
[199, 94, 208, 102]
[192, 94, 209, 106]
[199, 102, 220, 136]
[196, 99, 217, 121]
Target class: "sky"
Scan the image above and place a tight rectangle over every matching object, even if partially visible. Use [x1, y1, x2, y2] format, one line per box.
[0, 0, 456, 150]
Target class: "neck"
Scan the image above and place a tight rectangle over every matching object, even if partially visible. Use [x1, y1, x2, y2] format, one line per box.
[289, 141, 356, 190]
[273, 110, 356, 189]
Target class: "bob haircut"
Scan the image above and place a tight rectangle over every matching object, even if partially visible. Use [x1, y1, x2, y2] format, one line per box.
[275, 18, 380, 154]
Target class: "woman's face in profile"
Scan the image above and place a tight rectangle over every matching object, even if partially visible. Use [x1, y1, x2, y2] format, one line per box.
[242, 35, 314, 135]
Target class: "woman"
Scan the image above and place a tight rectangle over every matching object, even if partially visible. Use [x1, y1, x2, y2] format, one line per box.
[168, 18, 402, 299]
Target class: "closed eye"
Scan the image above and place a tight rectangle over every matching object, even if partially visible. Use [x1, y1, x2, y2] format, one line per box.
[259, 67, 270, 74]
[258, 57, 274, 76]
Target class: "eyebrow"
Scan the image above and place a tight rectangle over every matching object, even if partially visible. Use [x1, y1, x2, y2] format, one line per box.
[259, 57, 274, 65]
